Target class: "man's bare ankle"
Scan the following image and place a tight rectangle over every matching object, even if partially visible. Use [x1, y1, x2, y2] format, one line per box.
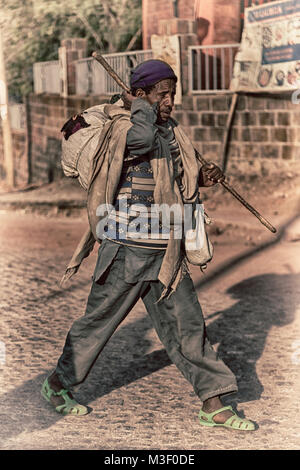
[49, 371, 64, 392]
[202, 396, 223, 412]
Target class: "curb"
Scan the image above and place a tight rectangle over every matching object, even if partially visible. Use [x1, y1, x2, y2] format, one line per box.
[0, 199, 86, 213]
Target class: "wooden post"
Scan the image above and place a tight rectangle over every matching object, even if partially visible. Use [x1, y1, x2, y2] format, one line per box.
[24, 94, 32, 184]
[221, 92, 238, 172]
[0, 28, 14, 188]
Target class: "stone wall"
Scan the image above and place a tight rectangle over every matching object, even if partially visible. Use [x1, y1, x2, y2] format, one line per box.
[173, 93, 300, 174]
[1, 91, 299, 187]
[0, 94, 109, 187]
[27, 93, 109, 184]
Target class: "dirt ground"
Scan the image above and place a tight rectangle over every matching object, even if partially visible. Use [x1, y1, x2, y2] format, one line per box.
[0, 165, 300, 451]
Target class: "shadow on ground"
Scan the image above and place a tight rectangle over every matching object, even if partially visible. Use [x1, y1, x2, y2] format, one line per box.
[206, 272, 300, 404]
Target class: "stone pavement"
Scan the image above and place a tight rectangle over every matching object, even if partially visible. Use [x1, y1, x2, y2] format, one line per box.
[0, 205, 299, 451]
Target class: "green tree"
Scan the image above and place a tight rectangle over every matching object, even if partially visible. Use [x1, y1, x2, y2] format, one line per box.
[0, 0, 142, 100]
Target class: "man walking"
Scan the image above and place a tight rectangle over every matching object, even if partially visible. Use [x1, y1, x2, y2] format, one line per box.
[41, 60, 255, 431]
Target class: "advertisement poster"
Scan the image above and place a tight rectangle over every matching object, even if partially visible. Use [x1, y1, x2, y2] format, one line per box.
[150, 34, 182, 105]
[230, 0, 300, 92]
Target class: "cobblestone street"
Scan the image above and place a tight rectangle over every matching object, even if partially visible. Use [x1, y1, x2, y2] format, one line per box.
[0, 209, 299, 450]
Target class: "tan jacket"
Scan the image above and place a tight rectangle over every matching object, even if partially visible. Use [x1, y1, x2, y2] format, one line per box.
[60, 103, 200, 298]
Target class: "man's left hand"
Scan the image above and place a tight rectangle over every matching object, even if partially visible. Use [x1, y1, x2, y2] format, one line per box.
[199, 162, 225, 187]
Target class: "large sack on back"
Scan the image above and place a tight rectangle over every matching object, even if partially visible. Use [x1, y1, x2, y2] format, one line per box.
[61, 104, 109, 190]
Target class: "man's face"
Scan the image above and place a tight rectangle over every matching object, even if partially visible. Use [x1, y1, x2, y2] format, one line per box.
[145, 79, 176, 122]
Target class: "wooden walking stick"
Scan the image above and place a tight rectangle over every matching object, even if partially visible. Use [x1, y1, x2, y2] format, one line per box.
[194, 150, 277, 233]
[92, 51, 277, 234]
[220, 92, 238, 173]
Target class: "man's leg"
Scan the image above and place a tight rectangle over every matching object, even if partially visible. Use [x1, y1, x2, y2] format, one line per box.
[44, 246, 148, 414]
[55, 246, 148, 388]
[141, 274, 240, 424]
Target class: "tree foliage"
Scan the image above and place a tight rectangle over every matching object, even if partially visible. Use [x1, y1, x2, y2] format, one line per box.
[0, 0, 142, 100]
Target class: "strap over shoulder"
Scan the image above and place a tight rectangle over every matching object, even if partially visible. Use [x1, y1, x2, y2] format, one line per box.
[103, 103, 131, 120]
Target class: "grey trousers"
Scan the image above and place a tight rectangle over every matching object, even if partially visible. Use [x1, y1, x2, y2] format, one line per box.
[56, 242, 238, 402]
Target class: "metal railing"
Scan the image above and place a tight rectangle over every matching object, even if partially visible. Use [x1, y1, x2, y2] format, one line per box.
[33, 45, 239, 96]
[75, 49, 153, 95]
[188, 44, 240, 94]
[33, 60, 61, 94]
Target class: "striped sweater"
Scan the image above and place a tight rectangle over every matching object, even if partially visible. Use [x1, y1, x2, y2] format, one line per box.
[104, 100, 183, 249]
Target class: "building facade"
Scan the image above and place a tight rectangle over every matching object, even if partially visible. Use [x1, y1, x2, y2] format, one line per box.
[142, 0, 277, 49]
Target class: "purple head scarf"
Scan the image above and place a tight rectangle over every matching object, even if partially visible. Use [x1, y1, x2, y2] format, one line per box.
[130, 59, 177, 90]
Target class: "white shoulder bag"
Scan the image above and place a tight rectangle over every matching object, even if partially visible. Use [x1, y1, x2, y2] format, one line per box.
[184, 201, 213, 268]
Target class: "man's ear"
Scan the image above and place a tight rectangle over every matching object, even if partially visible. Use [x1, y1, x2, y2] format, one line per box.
[135, 88, 146, 98]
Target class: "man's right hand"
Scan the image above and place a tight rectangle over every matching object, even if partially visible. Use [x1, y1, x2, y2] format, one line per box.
[121, 91, 136, 110]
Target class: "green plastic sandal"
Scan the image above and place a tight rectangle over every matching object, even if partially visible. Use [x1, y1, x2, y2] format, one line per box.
[41, 377, 89, 416]
[198, 406, 255, 431]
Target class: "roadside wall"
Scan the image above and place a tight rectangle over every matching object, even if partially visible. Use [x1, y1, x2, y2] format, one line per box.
[0, 94, 108, 186]
[1, 92, 299, 186]
[174, 93, 300, 174]
[28, 93, 113, 184]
